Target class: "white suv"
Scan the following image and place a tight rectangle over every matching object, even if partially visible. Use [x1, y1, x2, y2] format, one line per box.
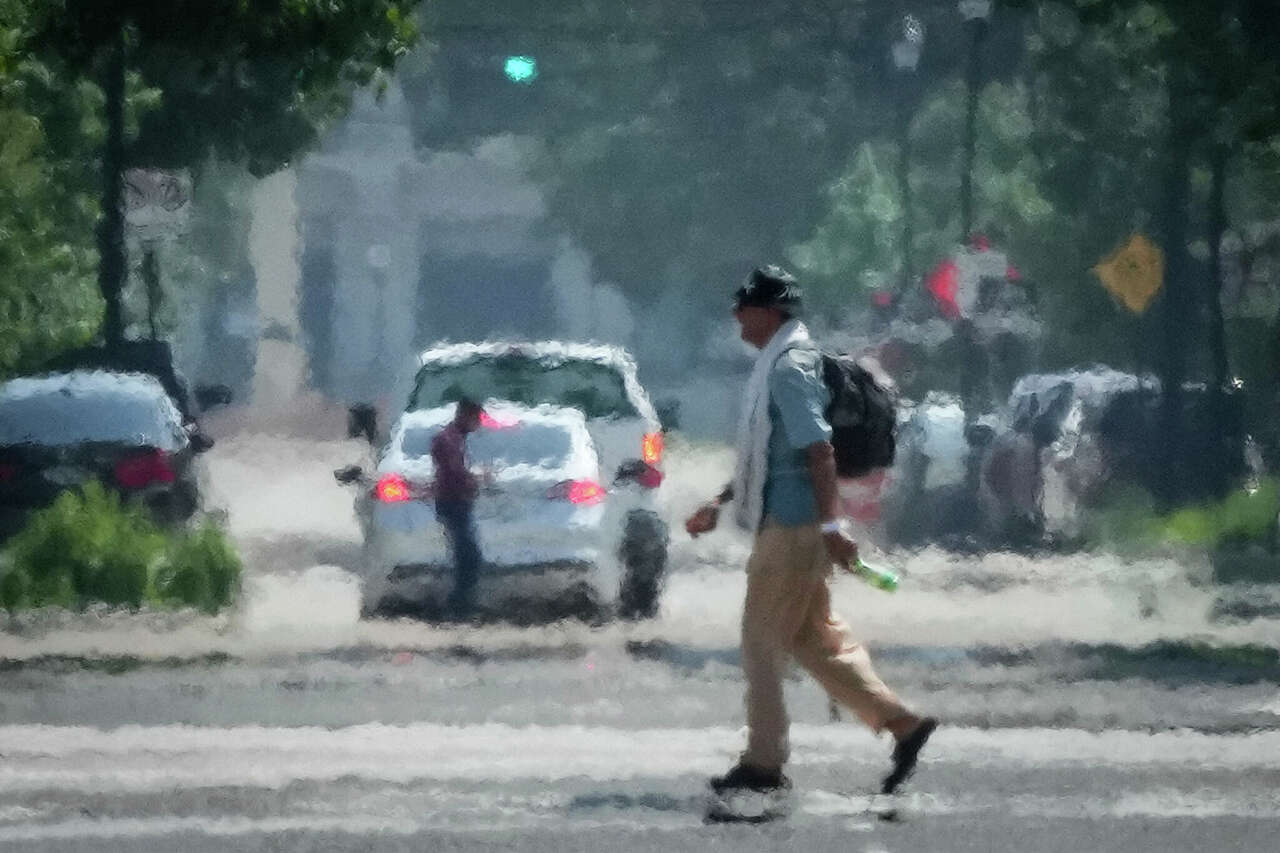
[340, 341, 669, 619]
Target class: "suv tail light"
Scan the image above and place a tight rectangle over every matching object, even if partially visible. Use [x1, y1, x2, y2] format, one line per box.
[547, 479, 607, 506]
[114, 449, 176, 489]
[0, 462, 17, 483]
[375, 473, 412, 503]
[642, 432, 664, 466]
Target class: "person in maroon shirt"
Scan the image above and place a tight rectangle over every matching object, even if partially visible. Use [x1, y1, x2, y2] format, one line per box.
[431, 398, 485, 616]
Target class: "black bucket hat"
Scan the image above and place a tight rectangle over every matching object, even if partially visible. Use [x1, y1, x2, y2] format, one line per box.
[733, 266, 804, 313]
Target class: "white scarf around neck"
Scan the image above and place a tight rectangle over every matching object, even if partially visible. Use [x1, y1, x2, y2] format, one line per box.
[731, 318, 813, 532]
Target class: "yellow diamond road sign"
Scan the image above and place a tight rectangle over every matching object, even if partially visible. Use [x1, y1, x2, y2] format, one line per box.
[1094, 234, 1164, 314]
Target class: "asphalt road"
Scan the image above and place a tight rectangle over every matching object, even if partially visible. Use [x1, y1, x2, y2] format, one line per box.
[2, 433, 1278, 851]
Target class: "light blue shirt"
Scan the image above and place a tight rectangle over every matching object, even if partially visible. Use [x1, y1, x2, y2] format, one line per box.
[762, 346, 831, 526]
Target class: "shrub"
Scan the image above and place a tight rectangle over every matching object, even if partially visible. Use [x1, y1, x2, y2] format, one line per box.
[154, 520, 242, 613]
[1216, 478, 1280, 544]
[0, 481, 242, 614]
[1082, 477, 1280, 555]
[2, 481, 166, 609]
[1080, 482, 1163, 554]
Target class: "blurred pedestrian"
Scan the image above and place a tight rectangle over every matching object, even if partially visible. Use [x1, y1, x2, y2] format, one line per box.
[685, 266, 937, 796]
[431, 397, 486, 616]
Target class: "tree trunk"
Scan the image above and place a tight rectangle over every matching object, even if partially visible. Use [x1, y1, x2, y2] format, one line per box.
[896, 96, 914, 297]
[960, 19, 988, 245]
[1206, 145, 1230, 391]
[97, 27, 127, 349]
[1155, 72, 1197, 507]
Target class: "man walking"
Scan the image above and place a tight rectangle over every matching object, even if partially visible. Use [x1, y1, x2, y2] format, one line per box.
[686, 266, 937, 796]
[431, 397, 486, 617]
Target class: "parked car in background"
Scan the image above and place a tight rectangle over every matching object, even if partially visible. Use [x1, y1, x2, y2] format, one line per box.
[341, 341, 670, 619]
[0, 371, 212, 538]
[978, 367, 1252, 544]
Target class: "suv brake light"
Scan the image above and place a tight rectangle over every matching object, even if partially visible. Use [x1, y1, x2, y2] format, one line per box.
[375, 473, 412, 503]
[114, 449, 175, 489]
[642, 432, 663, 466]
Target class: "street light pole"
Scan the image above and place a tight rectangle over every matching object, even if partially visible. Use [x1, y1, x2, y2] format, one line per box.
[892, 16, 925, 299]
[959, 0, 991, 245]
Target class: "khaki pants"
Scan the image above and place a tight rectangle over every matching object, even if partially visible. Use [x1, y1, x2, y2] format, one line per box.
[741, 521, 910, 770]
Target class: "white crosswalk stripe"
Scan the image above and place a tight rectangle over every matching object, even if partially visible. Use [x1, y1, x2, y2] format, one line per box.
[2, 723, 1280, 844]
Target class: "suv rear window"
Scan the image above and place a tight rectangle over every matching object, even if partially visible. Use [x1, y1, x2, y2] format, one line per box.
[400, 423, 574, 470]
[408, 356, 638, 420]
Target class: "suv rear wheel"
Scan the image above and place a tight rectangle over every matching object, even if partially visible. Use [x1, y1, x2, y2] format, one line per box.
[618, 510, 669, 620]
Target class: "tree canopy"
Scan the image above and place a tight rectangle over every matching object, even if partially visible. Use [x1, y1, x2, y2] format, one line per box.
[1, 0, 424, 357]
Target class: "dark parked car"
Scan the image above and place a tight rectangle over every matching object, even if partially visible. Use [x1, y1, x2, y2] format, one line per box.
[0, 370, 212, 537]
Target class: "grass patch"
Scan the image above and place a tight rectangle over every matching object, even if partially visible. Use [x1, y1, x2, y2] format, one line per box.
[1082, 477, 1280, 555]
[0, 481, 242, 614]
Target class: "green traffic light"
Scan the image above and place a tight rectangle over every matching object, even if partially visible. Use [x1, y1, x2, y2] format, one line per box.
[504, 55, 538, 83]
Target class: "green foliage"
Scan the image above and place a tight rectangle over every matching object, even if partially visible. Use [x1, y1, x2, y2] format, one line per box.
[1161, 481, 1280, 547]
[789, 142, 903, 310]
[19, 0, 423, 176]
[410, 0, 1023, 320]
[0, 2, 102, 377]
[1083, 477, 1280, 553]
[0, 481, 242, 614]
[155, 520, 242, 613]
[2, 481, 166, 609]
[1080, 482, 1164, 554]
[791, 80, 1059, 319]
[1, 0, 424, 357]
[1212, 478, 1280, 544]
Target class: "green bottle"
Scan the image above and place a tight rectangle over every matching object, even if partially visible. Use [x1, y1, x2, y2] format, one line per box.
[851, 558, 899, 592]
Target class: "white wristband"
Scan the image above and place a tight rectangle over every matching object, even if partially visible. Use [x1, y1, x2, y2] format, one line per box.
[820, 520, 843, 534]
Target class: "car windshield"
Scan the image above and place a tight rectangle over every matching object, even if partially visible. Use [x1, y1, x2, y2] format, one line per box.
[400, 422, 574, 469]
[0, 389, 183, 449]
[409, 356, 637, 419]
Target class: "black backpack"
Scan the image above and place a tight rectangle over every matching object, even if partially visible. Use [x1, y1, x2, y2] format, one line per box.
[819, 353, 898, 478]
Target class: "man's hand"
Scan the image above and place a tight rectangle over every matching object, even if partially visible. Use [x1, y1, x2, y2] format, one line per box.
[822, 528, 859, 569]
[685, 502, 721, 537]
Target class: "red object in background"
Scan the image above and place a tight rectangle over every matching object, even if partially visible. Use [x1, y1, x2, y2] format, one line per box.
[839, 470, 889, 524]
[568, 480, 606, 505]
[1006, 264, 1021, 282]
[114, 449, 175, 489]
[926, 259, 961, 320]
[479, 410, 518, 430]
[0, 462, 17, 483]
[969, 233, 991, 251]
[871, 290, 894, 308]
[548, 479, 607, 505]
[637, 464, 663, 489]
[642, 432, 664, 466]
